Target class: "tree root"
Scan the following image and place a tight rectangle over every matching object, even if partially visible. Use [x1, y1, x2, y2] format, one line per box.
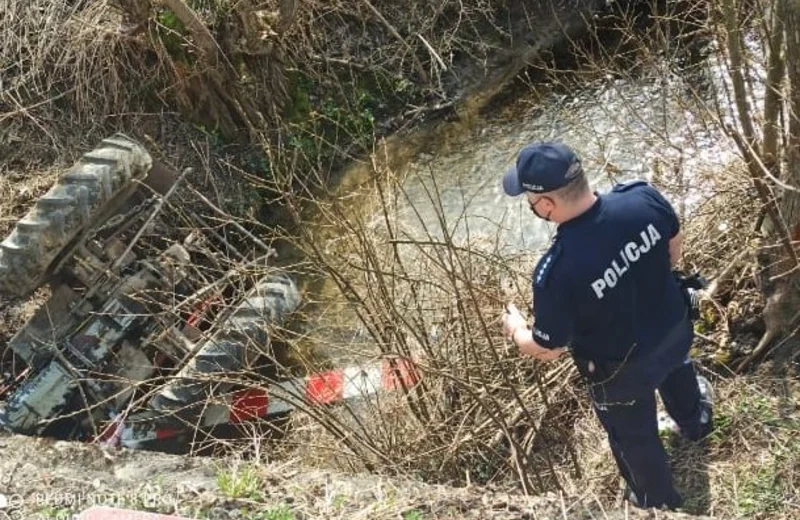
[705, 248, 750, 300]
[735, 327, 777, 372]
[735, 289, 800, 372]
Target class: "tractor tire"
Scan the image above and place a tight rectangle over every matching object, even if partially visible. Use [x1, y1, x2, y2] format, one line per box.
[0, 134, 152, 297]
[149, 273, 300, 415]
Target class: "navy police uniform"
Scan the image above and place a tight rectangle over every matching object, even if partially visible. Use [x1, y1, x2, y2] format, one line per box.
[532, 180, 709, 509]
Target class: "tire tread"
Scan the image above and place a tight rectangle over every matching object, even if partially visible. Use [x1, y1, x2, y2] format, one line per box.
[0, 133, 152, 297]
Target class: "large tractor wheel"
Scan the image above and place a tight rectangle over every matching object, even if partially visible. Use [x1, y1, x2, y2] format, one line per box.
[0, 134, 152, 298]
[149, 273, 301, 416]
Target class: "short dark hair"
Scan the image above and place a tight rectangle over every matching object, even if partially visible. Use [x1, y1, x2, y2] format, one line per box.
[552, 166, 590, 203]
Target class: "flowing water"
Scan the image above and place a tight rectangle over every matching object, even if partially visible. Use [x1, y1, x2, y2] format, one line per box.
[381, 54, 746, 259]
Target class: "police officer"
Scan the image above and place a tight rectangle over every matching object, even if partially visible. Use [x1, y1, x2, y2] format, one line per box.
[499, 141, 713, 510]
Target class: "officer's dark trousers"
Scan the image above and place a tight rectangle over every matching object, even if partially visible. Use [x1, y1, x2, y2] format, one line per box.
[580, 317, 710, 510]
[592, 359, 707, 509]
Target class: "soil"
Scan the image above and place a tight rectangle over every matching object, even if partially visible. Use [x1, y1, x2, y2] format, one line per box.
[0, 431, 711, 520]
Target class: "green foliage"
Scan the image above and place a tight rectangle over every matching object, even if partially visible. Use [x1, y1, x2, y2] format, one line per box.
[403, 510, 425, 520]
[217, 464, 264, 500]
[281, 67, 424, 177]
[193, 123, 228, 150]
[735, 392, 779, 423]
[735, 437, 799, 516]
[707, 409, 733, 445]
[245, 505, 296, 520]
[693, 305, 717, 335]
[157, 8, 183, 30]
[286, 72, 315, 123]
[155, 8, 189, 61]
[189, 0, 228, 16]
[392, 77, 414, 96]
[708, 389, 779, 447]
[357, 68, 419, 118]
[704, 385, 800, 517]
[319, 89, 376, 145]
[37, 507, 73, 519]
[244, 149, 271, 178]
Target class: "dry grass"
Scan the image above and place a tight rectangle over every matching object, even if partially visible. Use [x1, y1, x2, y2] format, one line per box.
[242, 5, 797, 517]
[677, 373, 800, 519]
[563, 371, 800, 519]
[0, 1, 166, 154]
[0, 0, 611, 189]
[252, 148, 791, 514]
[0, 373, 794, 519]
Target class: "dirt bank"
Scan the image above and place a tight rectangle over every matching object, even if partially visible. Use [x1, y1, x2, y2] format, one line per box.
[0, 431, 714, 520]
[4, 365, 797, 519]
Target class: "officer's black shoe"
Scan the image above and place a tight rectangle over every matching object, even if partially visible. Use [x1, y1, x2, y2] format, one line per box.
[624, 486, 683, 511]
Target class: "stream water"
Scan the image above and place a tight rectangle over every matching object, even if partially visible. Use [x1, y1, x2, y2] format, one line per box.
[381, 54, 745, 259]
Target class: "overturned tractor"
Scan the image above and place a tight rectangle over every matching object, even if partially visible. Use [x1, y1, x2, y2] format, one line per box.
[0, 135, 420, 452]
[0, 135, 420, 451]
[0, 134, 303, 449]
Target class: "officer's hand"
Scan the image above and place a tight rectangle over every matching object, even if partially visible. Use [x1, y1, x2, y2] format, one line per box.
[530, 346, 567, 361]
[502, 303, 527, 339]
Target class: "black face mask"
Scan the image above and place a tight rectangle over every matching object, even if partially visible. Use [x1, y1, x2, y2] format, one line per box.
[529, 197, 553, 222]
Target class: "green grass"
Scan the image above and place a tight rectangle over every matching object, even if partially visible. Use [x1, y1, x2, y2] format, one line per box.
[245, 505, 296, 520]
[734, 439, 799, 517]
[699, 384, 781, 449]
[216, 464, 298, 519]
[403, 510, 425, 520]
[36, 507, 73, 519]
[217, 463, 264, 501]
[705, 379, 800, 518]
[155, 8, 189, 61]
[281, 69, 380, 179]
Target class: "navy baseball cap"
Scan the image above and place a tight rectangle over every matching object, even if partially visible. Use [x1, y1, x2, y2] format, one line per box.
[502, 142, 583, 196]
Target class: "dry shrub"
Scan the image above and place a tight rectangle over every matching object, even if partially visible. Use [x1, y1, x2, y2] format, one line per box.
[1, 2, 792, 518]
[676, 161, 769, 367]
[1, 0, 615, 183]
[247, 150, 587, 496]
[256, 155, 788, 513]
[503, 0, 776, 370]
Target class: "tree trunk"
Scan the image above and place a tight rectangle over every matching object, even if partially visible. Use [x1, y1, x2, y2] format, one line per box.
[762, 0, 785, 171]
[159, 0, 221, 66]
[737, 0, 800, 370]
[777, 0, 800, 294]
[784, 0, 800, 231]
